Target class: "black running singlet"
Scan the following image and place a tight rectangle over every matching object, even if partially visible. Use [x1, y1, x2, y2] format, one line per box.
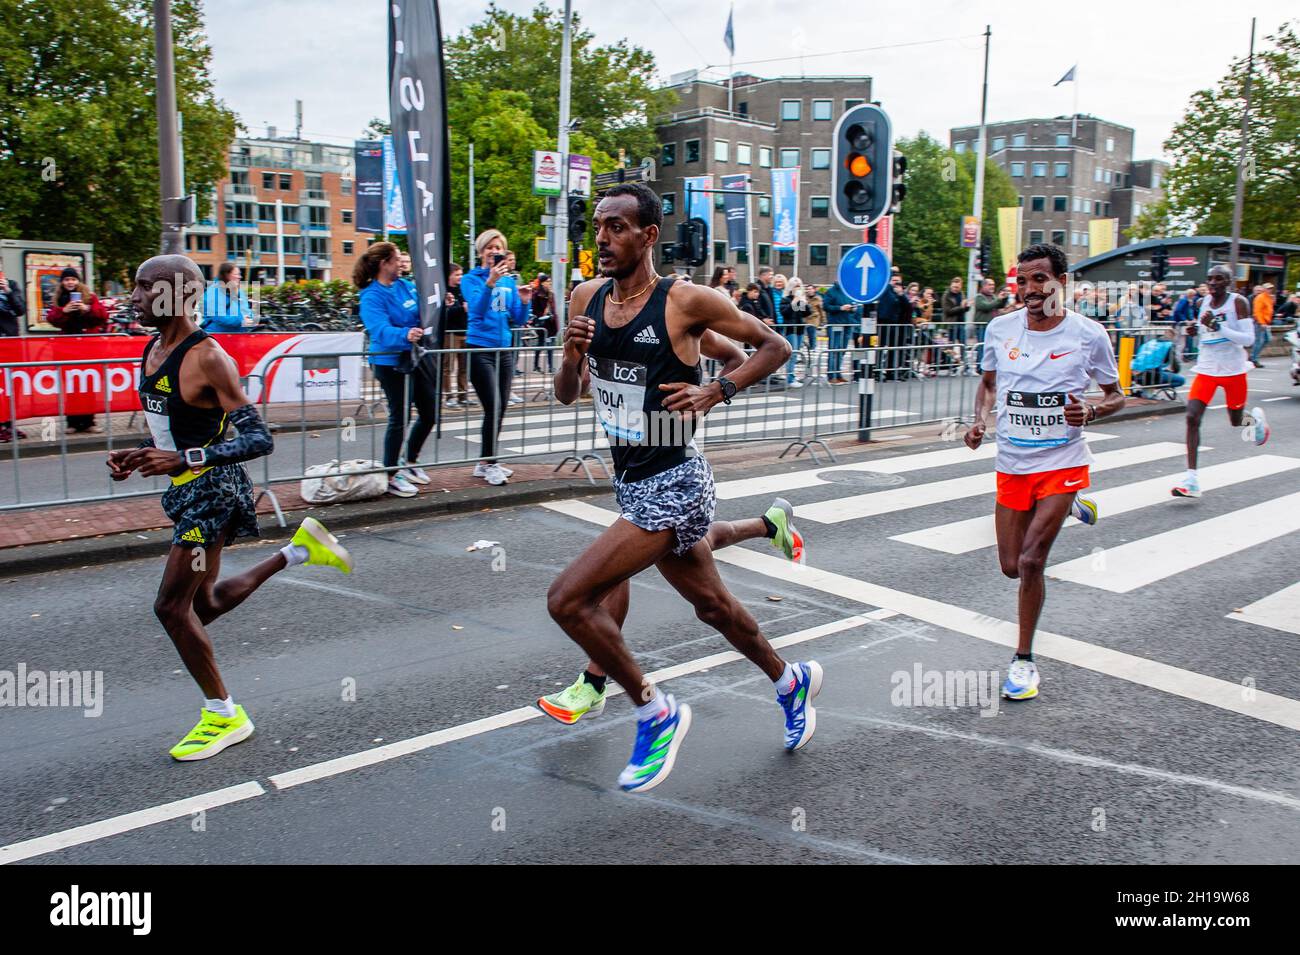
[139, 330, 228, 483]
[587, 277, 702, 482]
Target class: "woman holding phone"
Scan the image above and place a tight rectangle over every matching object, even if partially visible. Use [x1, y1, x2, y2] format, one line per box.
[46, 267, 109, 433]
[459, 229, 532, 486]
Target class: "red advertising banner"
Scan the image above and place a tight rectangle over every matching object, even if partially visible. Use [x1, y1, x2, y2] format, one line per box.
[0, 333, 311, 419]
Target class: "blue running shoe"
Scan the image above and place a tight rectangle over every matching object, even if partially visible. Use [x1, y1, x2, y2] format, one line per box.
[1243, 406, 1270, 446]
[1070, 494, 1098, 525]
[1001, 658, 1040, 701]
[618, 695, 692, 793]
[778, 661, 823, 750]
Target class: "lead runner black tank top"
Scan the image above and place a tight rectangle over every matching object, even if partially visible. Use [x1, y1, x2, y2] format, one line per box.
[587, 276, 702, 483]
[139, 330, 228, 483]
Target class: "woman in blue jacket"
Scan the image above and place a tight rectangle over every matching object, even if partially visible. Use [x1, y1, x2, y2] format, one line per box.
[201, 263, 255, 332]
[355, 241, 436, 497]
[458, 229, 532, 486]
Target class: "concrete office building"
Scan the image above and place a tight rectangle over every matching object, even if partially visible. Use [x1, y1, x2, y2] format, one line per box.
[652, 72, 873, 287]
[949, 115, 1167, 255]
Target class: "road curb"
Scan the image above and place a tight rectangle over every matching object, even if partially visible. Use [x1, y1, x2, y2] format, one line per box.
[0, 477, 609, 578]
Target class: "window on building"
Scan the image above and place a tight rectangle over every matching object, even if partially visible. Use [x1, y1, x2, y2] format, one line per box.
[810, 197, 829, 218]
[844, 98, 864, 111]
[258, 203, 276, 222]
[227, 233, 255, 254]
[1094, 200, 1102, 215]
[662, 193, 676, 216]
[809, 245, 828, 266]
[685, 139, 700, 163]
[714, 140, 729, 162]
[1054, 162, 1069, 177]
[193, 235, 211, 252]
[261, 172, 274, 190]
[779, 148, 799, 167]
[992, 136, 1006, 151]
[758, 244, 771, 265]
[1051, 230, 1066, 246]
[282, 235, 302, 254]
[758, 196, 771, 217]
[1133, 201, 1142, 217]
[778, 249, 795, 266]
[1094, 167, 1103, 182]
[714, 240, 727, 261]
[224, 201, 255, 224]
[1010, 161, 1025, 177]
[280, 204, 299, 222]
[1103, 168, 1112, 183]
[307, 206, 329, 227]
[341, 178, 353, 196]
[1106, 137, 1115, 152]
[1055, 133, 1069, 147]
[1029, 230, 1044, 244]
[662, 142, 676, 167]
[341, 209, 353, 224]
[1012, 133, 1027, 147]
[736, 143, 751, 165]
[1017, 195, 1024, 206]
[759, 146, 772, 168]
[231, 169, 249, 186]
[1152, 173, 1161, 189]
[343, 240, 354, 255]
[309, 236, 329, 255]
[1032, 162, 1047, 177]
[839, 244, 857, 260]
[279, 173, 292, 190]
[1031, 196, 1046, 211]
[781, 99, 801, 121]
[811, 148, 831, 170]
[812, 99, 833, 121]
[737, 102, 748, 115]
[954, 141, 967, 154]
[1104, 202, 1111, 216]
[305, 173, 323, 192]
[1114, 172, 1124, 188]
[258, 234, 277, 253]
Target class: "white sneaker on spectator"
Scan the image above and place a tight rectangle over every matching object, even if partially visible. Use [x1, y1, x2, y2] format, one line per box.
[401, 466, 430, 485]
[482, 463, 509, 486]
[465, 395, 478, 405]
[474, 461, 514, 478]
[445, 398, 460, 408]
[508, 393, 524, 405]
[387, 474, 418, 497]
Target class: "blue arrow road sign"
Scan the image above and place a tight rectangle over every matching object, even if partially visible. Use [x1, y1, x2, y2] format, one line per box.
[837, 243, 890, 303]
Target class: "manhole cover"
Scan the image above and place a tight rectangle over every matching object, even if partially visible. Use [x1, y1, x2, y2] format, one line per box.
[816, 470, 906, 488]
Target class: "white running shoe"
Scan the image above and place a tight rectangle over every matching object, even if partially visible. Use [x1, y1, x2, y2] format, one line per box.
[482, 462, 509, 486]
[1171, 472, 1201, 499]
[387, 474, 418, 497]
[474, 461, 513, 479]
[508, 393, 524, 405]
[401, 466, 430, 485]
[1242, 406, 1270, 446]
[445, 398, 461, 408]
[1001, 658, 1040, 700]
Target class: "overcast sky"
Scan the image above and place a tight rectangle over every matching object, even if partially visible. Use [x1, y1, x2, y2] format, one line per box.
[206, 1, 1296, 161]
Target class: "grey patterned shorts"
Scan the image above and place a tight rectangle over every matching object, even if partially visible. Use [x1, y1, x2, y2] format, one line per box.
[160, 464, 260, 548]
[613, 455, 716, 556]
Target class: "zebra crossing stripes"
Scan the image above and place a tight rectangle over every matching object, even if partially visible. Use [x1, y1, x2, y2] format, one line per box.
[1227, 582, 1300, 636]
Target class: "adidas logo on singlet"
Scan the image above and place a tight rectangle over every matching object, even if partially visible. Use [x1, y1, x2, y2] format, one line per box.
[155, 375, 172, 394]
[180, 527, 205, 544]
[632, 326, 660, 345]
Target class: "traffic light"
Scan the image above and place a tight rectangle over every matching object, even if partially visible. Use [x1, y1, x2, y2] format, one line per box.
[890, 152, 907, 213]
[1150, 245, 1169, 282]
[977, 239, 991, 276]
[831, 103, 893, 229]
[567, 194, 588, 244]
[676, 217, 707, 267]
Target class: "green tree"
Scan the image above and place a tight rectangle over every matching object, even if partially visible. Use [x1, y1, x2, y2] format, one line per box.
[0, 0, 237, 282]
[891, 133, 1020, 289]
[1130, 20, 1300, 247]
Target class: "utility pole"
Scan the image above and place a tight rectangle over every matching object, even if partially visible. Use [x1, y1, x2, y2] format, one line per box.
[467, 141, 476, 266]
[964, 24, 991, 342]
[152, 0, 184, 255]
[551, 0, 573, 332]
[1229, 17, 1256, 277]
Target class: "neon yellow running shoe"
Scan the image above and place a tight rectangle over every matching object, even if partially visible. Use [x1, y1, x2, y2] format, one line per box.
[537, 674, 607, 724]
[169, 706, 254, 761]
[765, 497, 805, 562]
[292, 517, 353, 574]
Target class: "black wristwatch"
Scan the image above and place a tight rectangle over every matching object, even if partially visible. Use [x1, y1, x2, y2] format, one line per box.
[714, 376, 737, 405]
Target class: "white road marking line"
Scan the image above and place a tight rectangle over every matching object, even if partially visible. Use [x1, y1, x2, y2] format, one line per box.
[0, 782, 265, 866]
[1262, 396, 1291, 402]
[544, 499, 1300, 732]
[796, 442, 1184, 525]
[894, 455, 1300, 554]
[714, 432, 1118, 501]
[1226, 581, 1300, 637]
[1048, 491, 1300, 593]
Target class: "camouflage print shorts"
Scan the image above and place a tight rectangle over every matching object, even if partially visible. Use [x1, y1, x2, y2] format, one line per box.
[160, 464, 260, 548]
[613, 455, 716, 556]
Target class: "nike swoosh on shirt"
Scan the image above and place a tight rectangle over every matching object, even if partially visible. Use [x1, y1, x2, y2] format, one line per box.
[1049, 351, 1073, 359]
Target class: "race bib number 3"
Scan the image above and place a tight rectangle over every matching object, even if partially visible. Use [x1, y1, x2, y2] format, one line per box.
[1004, 390, 1069, 448]
[588, 355, 648, 442]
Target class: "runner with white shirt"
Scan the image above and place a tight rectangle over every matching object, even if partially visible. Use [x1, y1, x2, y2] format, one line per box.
[965, 244, 1126, 700]
[1172, 264, 1271, 498]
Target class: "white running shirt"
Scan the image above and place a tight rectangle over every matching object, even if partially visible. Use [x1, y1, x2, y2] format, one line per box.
[980, 308, 1119, 474]
[1192, 291, 1253, 377]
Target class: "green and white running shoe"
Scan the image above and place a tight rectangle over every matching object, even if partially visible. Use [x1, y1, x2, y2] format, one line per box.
[169, 706, 254, 761]
[537, 673, 607, 725]
[292, 517, 353, 574]
[765, 497, 805, 562]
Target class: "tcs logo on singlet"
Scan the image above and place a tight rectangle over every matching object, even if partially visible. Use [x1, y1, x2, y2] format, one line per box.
[143, 393, 166, 415]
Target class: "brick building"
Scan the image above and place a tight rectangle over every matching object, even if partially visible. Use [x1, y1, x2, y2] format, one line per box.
[185, 133, 372, 284]
[651, 72, 873, 286]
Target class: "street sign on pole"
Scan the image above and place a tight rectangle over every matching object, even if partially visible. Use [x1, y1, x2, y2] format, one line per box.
[837, 243, 890, 304]
[961, 215, 980, 249]
[533, 150, 563, 196]
[568, 154, 592, 197]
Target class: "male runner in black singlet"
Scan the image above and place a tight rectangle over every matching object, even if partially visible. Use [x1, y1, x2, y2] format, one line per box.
[108, 255, 353, 760]
[547, 183, 824, 792]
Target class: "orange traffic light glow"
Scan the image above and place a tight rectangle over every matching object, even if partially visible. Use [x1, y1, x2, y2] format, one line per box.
[849, 155, 872, 177]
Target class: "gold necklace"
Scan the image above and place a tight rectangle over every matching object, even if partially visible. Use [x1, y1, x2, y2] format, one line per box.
[608, 274, 659, 305]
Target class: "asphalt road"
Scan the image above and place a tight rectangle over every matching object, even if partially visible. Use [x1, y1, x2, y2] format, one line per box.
[1, 367, 1297, 864]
